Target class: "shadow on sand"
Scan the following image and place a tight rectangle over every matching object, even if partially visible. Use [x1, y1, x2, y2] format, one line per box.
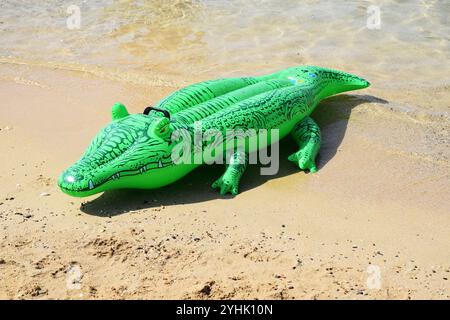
[80, 94, 387, 217]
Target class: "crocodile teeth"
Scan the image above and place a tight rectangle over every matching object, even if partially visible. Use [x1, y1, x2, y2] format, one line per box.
[140, 165, 147, 173]
[112, 173, 120, 180]
[158, 160, 163, 168]
[88, 180, 94, 190]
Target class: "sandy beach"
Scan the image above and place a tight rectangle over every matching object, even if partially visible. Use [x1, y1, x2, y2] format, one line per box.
[1, 1, 449, 299]
[1, 61, 449, 299]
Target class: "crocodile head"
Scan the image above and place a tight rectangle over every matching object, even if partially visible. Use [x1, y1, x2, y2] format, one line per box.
[58, 103, 175, 197]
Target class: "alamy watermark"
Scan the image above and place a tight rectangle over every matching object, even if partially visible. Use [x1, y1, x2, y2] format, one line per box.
[170, 121, 280, 175]
[366, 5, 381, 30]
[66, 263, 82, 290]
[366, 265, 381, 289]
[66, 5, 81, 29]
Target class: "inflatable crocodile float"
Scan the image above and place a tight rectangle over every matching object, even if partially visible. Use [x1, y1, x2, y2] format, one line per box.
[58, 66, 369, 197]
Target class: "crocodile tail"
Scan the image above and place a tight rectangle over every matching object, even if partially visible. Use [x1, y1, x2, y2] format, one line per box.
[312, 66, 370, 100]
[267, 66, 370, 102]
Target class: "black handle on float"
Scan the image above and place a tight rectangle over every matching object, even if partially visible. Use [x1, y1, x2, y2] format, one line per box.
[143, 106, 170, 119]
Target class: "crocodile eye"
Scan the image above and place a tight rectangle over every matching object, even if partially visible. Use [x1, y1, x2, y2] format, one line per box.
[148, 117, 172, 139]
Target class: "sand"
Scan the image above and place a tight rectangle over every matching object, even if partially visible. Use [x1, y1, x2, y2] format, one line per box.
[0, 62, 449, 300]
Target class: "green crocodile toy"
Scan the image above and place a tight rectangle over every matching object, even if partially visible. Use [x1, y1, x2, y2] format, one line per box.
[58, 66, 369, 197]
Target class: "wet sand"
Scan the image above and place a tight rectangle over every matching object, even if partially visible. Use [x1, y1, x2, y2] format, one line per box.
[0, 63, 449, 299]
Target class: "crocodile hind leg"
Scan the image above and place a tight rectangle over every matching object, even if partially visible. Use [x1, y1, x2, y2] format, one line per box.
[212, 151, 248, 195]
[288, 117, 321, 173]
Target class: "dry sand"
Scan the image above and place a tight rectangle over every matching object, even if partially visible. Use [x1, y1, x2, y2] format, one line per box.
[0, 63, 449, 299]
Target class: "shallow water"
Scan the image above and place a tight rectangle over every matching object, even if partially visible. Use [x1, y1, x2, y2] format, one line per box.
[1, 0, 449, 162]
[1, 0, 449, 83]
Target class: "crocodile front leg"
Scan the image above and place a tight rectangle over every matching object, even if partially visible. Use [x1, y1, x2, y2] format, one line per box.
[288, 117, 321, 173]
[212, 151, 248, 195]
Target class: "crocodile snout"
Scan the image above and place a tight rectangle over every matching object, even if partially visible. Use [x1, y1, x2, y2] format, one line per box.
[58, 168, 93, 194]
